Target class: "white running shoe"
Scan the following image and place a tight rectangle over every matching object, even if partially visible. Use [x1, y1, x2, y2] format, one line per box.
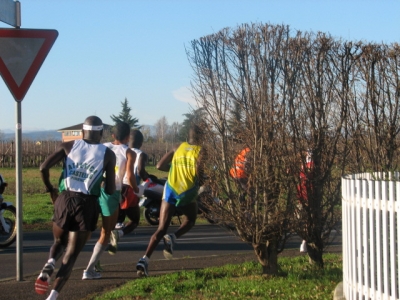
[108, 230, 119, 255]
[82, 269, 102, 280]
[300, 240, 307, 253]
[115, 222, 125, 230]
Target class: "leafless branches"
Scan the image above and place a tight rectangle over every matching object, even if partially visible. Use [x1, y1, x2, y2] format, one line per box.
[187, 23, 400, 273]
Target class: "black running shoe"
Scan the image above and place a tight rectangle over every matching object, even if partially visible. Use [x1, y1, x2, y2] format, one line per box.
[163, 234, 175, 260]
[136, 258, 149, 277]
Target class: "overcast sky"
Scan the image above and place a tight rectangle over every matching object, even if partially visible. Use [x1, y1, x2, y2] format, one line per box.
[0, 0, 399, 132]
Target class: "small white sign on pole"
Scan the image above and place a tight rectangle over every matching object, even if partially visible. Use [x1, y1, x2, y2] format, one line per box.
[0, 0, 21, 28]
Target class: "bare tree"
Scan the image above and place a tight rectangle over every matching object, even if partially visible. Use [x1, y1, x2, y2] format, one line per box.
[154, 116, 169, 142]
[188, 23, 294, 275]
[167, 121, 181, 144]
[187, 22, 359, 272]
[140, 125, 153, 142]
[350, 43, 400, 172]
[282, 33, 352, 267]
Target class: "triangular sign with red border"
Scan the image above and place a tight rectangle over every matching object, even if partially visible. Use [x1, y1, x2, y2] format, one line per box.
[0, 28, 58, 101]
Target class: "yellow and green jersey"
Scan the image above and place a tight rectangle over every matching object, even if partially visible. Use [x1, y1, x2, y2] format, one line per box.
[164, 142, 201, 207]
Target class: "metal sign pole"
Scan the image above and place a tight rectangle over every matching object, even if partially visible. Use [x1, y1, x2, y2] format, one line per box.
[15, 100, 23, 281]
[15, 1, 21, 28]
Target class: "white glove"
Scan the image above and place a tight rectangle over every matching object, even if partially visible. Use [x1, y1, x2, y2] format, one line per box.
[134, 185, 145, 197]
[198, 185, 211, 195]
[141, 180, 150, 189]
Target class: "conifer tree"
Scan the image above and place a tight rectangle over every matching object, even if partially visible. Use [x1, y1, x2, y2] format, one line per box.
[179, 108, 205, 141]
[110, 98, 141, 128]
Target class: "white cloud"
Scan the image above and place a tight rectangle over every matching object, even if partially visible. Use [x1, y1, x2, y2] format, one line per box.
[172, 86, 197, 107]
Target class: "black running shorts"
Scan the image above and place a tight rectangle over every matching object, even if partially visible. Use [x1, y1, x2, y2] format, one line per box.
[53, 191, 100, 232]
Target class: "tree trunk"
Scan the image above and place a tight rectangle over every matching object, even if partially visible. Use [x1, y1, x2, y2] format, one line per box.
[306, 237, 324, 269]
[252, 239, 278, 276]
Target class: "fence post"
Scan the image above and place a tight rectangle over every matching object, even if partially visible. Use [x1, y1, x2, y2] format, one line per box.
[342, 172, 400, 300]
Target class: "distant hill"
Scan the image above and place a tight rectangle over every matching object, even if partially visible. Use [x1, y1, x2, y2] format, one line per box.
[2, 130, 61, 141]
[1, 125, 156, 142]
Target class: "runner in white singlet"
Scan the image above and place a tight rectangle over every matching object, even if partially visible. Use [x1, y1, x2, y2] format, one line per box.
[83, 122, 139, 279]
[36, 116, 116, 300]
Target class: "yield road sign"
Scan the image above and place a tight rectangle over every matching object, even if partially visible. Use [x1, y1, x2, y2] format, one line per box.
[0, 28, 58, 101]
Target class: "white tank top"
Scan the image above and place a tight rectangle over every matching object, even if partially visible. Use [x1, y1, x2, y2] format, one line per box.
[123, 148, 142, 185]
[59, 139, 107, 196]
[103, 142, 128, 191]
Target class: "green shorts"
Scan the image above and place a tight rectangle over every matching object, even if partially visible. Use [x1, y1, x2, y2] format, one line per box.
[164, 184, 198, 207]
[98, 188, 121, 217]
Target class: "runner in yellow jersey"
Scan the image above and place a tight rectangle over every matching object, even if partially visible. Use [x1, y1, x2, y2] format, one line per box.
[136, 123, 206, 277]
[163, 141, 201, 206]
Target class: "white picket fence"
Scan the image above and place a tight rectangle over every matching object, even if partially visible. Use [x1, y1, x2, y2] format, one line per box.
[342, 172, 400, 300]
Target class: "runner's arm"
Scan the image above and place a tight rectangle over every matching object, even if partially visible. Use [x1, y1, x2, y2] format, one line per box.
[138, 152, 149, 181]
[103, 148, 116, 195]
[39, 141, 73, 203]
[156, 144, 179, 172]
[197, 148, 207, 186]
[126, 148, 139, 193]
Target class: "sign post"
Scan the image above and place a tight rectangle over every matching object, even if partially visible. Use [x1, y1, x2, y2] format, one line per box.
[0, 2, 58, 281]
[15, 100, 22, 281]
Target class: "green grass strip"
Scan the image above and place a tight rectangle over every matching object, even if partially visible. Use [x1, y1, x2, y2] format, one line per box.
[94, 254, 342, 300]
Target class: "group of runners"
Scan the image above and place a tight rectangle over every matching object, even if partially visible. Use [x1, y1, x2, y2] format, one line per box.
[30, 114, 312, 300]
[34, 115, 206, 300]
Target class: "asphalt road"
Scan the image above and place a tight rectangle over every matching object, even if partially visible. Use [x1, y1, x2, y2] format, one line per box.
[0, 224, 255, 281]
[0, 223, 341, 282]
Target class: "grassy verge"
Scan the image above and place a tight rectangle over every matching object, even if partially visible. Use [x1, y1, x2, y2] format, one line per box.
[93, 254, 342, 300]
[20, 193, 55, 231]
[0, 166, 168, 195]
